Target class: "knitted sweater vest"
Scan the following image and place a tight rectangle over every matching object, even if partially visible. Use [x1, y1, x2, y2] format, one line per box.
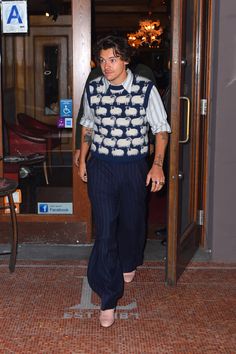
[86, 75, 153, 162]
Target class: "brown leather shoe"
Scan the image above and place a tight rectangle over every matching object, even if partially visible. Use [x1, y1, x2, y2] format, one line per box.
[99, 309, 115, 328]
[123, 270, 136, 283]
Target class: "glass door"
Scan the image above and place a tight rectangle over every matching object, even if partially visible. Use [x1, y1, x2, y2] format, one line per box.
[1, 1, 73, 215]
[0, 0, 92, 238]
[166, 0, 207, 284]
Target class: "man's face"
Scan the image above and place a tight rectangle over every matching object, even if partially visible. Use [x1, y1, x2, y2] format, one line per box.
[99, 48, 128, 85]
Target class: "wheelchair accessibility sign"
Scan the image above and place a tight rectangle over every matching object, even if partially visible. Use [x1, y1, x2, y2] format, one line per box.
[60, 99, 73, 118]
[2, 1, 28, 33]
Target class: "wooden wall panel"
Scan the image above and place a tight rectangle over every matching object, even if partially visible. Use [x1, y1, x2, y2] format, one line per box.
[15, 37, 25, 117]
[3, 37, 15, 88]
[2, 37, 16, 124]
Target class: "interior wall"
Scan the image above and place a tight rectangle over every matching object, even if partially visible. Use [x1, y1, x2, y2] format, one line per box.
[208, 0, 236, 261]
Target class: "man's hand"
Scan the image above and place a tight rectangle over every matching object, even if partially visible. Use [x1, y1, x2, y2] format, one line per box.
[146, 165, 165, 192]
[74, 149, 80, 167]
[146, 131, 168, 192]
[79, 160, 88, 182]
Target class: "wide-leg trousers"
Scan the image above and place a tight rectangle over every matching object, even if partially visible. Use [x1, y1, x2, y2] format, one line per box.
[87, 157, 148, 310]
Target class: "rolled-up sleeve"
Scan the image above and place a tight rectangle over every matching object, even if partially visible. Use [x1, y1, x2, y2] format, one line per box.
[147, 86, 171, 134]
[80, 92, 95, 129]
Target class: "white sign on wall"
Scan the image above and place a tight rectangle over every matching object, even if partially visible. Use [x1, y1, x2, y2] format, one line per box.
[38, 203, 73, 215]
[2, 1, 28, 33]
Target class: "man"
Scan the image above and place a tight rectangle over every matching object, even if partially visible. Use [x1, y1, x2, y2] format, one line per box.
[74, 55, 157, 166]
[78, 35, 171, 328]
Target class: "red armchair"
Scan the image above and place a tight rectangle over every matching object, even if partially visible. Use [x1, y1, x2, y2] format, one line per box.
[17, 113, 62, 168]
[3, 162, 20, 182]
[5, 124, 49, 184]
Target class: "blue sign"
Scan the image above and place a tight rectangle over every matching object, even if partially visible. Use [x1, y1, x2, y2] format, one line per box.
[39, 204, 48, 213]
[7, 5, 23, 24]
[60, 99, 73, 118]
[65, 118, 73, 128]
[2, 1, 28, 33]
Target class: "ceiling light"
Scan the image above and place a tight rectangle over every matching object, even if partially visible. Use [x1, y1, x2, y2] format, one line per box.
[128, 19, 163, 48]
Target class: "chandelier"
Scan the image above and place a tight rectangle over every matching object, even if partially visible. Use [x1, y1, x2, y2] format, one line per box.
[127, 19, 163, 48]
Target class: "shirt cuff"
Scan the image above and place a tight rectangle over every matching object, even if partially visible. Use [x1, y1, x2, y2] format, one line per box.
[80, 117, 94, 129]
[151, 122, 171, 135]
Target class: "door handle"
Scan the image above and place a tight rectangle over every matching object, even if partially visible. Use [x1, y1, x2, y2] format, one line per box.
[179, 96, 190, 144]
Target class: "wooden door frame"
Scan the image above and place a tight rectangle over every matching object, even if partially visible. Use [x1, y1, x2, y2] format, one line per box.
[200, 0, 214, 248]
[0, 0, 213, 247]
[166, 0, 182, 284]
[0, 42, 3, 177]
[166, 0, 213, 285]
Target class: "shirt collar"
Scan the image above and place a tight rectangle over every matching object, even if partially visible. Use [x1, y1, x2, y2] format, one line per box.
[103, 68, 133, 93]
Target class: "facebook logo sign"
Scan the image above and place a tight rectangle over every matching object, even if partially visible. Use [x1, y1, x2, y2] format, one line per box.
[2, 1, 28, 34]
[38, 203, 73, 214]
[39, 204, 49, 214]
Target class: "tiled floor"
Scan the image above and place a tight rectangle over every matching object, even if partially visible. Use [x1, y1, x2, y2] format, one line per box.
[0, 256, 235, 353]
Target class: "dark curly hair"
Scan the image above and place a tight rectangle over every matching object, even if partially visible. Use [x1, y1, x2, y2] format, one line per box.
[94, 35, 133, 64]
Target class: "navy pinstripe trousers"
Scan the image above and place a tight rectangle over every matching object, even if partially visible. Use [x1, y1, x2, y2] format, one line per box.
[86, 157, 148, 310]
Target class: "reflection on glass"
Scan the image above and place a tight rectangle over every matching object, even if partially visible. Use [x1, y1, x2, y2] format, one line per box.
[44, 45, 59, 115]
[1, 4, 73, 215]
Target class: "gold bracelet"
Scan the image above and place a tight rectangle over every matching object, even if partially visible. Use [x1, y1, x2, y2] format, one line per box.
[153, 161, 163, 168]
